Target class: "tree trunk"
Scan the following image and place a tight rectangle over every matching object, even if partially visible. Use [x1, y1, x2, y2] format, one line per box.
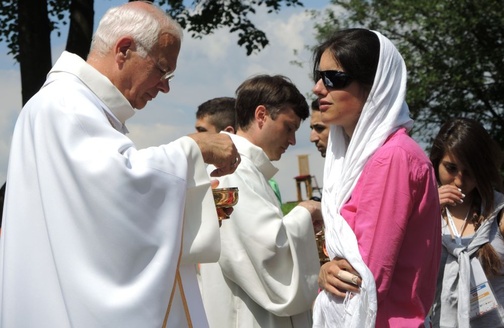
[66, 0, 94, 60]
[18, 0, 52, 105]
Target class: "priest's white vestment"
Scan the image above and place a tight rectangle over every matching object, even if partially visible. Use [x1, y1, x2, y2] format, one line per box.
[199, 133, 320, 328]
[0, 52, 220, 328]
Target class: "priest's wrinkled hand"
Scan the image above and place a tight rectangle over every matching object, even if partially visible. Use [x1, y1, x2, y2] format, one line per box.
[189, 133, 241, 176]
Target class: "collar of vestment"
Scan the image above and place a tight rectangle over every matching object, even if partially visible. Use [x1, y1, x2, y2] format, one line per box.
[225, 132, 278, 180]
[49, 51, 135, 127]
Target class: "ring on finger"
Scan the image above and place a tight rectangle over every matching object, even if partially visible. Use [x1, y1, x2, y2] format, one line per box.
[337, 270, 359, 285]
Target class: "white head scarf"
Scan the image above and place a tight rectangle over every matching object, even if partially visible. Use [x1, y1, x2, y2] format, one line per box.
[312, 30, 414, 328]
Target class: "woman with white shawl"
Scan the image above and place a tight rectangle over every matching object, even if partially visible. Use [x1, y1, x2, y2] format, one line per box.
[311, 29, 442, 327]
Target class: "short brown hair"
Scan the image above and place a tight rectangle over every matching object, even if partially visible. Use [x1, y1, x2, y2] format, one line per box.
[235, 74, 308, 130]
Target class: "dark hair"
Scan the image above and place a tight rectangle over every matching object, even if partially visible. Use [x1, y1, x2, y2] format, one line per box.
[312, 28, 380, 95]
[196, 97, 236, 132]
[430, 117, 504, 276]
[235, 74, 309, 130]
[311, 99, 320, 111]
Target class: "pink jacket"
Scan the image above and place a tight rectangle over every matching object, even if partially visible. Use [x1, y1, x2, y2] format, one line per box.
[340, 128, 441, 327]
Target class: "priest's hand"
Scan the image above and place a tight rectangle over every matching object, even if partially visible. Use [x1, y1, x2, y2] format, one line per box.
[298, 200, 323, 233]
[319, 257, 361, 298]
[189, 133, 241, 177]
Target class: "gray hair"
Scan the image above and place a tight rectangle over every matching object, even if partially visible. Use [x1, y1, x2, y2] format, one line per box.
[91, 1, 183, 57]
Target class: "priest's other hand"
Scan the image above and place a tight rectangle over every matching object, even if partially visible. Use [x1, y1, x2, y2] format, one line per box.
[298, 200, 323, 233]
[189, 133, 241, 177]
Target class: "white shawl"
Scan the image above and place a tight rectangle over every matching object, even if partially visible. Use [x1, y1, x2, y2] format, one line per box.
[312, 30, 414, 328]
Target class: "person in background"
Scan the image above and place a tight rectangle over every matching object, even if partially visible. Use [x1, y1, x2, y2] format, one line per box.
[313, 28, 441, 327]
[194, 96, 283, 205]
[308, 99, 328, 259]
[199, 74, 322, 328]
[309, 99, 329, 158]
[195, 97, 236, 133]
[429, 118, 504, 327]
[0, 2, 240, 327]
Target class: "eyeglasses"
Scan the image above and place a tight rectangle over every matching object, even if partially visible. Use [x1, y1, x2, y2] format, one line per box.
[315, 70, 352, 90]
[148, 54, 175, 82]
[136, 40, 175, 82]
[155, 65, 174, 82]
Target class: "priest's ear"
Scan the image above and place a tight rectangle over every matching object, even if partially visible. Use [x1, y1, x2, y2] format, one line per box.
[115, 37, 133, 63]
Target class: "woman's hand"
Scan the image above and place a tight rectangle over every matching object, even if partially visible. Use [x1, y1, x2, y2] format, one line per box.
[318, 257, 361, 297]
[438, 184, 464, 208]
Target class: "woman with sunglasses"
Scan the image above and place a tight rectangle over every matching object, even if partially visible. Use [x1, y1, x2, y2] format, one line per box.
[428, 118, 504, 327]
[312, 28, 441, 327]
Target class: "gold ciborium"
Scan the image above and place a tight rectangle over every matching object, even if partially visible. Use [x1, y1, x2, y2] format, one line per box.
[212, 187, 239, 224]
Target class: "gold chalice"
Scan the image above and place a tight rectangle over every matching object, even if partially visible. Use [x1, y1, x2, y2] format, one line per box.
[212, 187, 239, 224]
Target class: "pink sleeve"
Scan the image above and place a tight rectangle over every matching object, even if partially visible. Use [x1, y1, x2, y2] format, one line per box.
[341, 147, 416, 300]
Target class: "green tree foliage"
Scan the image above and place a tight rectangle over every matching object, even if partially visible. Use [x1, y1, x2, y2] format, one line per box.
[160, 0, 304, 56]
[0, 0, 304, 59]
[312, 0, 504, 148]
[0, 0, 71, 60]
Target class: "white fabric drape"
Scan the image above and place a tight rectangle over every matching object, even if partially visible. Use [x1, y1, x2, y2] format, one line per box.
[0, 52, 220, 328]
[312, 30, 414, 328]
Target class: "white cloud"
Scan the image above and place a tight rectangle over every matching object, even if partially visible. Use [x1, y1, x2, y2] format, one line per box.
[184, 29, 233, 63]
[268, 9, 314, 51]
[0, 1, 331, 202]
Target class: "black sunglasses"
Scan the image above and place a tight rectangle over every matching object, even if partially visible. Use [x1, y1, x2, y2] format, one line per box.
[316, 70, 353, 90]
